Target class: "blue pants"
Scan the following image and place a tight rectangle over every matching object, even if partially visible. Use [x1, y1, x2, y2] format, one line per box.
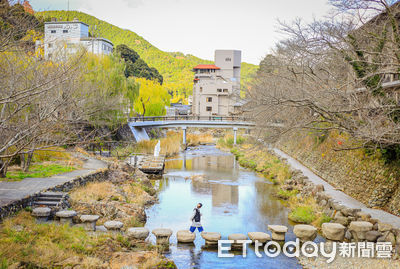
[190, 226, 203, 233]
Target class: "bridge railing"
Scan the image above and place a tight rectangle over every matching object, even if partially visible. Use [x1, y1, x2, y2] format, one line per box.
[128, 116, 251, 122]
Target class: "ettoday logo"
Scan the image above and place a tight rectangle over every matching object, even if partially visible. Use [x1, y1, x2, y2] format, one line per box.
[217, 239, 393, 263]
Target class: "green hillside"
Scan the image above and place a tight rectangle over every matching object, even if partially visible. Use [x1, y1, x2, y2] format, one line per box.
[36, 11, 258, 100]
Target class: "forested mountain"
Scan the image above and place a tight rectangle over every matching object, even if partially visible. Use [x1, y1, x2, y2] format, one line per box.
[116, 44, 163, 85]
[36, 10, 258, 101]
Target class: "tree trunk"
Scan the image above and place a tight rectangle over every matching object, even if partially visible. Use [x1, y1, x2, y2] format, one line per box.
[0, 159, 7, 178]
[20, 153, 26, 171]
[23, 151, 34, 172]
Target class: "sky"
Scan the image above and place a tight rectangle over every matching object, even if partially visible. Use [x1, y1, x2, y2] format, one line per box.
[29, 0, 332, 64]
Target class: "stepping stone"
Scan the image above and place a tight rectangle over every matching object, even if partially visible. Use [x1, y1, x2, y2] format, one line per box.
[201, 232, 221, 247]
[152, 228, 173, 245]
[80, 215, 100, 231]
[247, 232, 271, 244]
[268, 225, 288, 241]
[126, 227, 150, 240]
[293, 224, 317, 242]
[349, 221, 373, 241]
[104, 221, 124, 233]
[228, 233, 247, 249]
[322, 223, 345, 241]
[177, 230, 196, 243]
[56, 210, 77, 225]
[32, 207, 51, 223]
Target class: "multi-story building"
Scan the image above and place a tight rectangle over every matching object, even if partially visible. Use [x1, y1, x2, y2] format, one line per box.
[191, 50, 242, 117]
[37, 18, 113, 59]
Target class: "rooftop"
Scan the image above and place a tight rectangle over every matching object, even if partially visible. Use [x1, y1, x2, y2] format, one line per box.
[193, 64, 220, 70]
[44, 20, 89, 27]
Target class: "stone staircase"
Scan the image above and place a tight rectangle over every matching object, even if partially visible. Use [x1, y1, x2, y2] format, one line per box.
[33, 192, 69, 208]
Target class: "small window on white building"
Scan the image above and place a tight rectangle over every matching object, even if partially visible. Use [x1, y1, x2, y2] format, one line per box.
[48, 43, 52, 48]
[225, 58, 231, 61]
[206, 106, 212, 112]
[223, 89, 228, 92]
[217, 89, 222, 92]
[51, 30, 56, 33]
[63, 30, 68, 33]
[206, 97, 212, 102]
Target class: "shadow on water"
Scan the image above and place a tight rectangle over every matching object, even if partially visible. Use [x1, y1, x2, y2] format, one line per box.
[145, 145, 304, 268]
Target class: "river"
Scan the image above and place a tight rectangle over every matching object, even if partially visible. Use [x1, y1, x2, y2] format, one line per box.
[145, 145, 304, 268]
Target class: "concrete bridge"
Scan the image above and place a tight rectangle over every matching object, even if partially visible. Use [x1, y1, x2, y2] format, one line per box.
[128, 116, 256, 144]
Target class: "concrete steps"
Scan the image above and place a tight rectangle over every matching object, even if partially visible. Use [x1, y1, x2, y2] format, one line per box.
[33, 192, 68, 208]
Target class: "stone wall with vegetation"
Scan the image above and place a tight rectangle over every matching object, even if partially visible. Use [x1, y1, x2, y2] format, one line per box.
[277, 131, 400, 215]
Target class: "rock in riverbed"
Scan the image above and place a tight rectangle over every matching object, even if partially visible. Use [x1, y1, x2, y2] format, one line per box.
[322, 223, 345, 241]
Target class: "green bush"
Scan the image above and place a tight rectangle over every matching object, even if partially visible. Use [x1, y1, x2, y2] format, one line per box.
[288, 206, 316, 224]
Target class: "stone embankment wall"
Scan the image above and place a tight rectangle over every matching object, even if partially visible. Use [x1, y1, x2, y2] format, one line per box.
[273, 151, 400, 257]
[0, 169, 109, 220]
[277, 132, 400, 216]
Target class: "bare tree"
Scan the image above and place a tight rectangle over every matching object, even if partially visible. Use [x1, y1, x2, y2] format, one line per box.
[247, 0, 400, 152]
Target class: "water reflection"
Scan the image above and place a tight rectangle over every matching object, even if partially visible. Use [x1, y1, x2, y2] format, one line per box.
[145, 145, 302, 269]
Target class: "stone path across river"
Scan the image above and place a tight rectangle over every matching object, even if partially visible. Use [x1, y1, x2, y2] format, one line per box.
[273, 148, 400, 229]
[0, 157, 107, 208]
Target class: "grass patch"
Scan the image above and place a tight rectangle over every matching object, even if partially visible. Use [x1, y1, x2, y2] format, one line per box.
[312, 213, 332, 228]
[111, 144, 135, 159]
[228, 143, 291, 184]
[70, 182, 122, 203]
[276, 189, 299, 200]
[32, 147, 72, 162]
[0, 212, 108, 267]
[217, 134, 245, 149]
[0, 211, 165, 268]
[288, 206, 316, 224]
[4, 163, 76, 181]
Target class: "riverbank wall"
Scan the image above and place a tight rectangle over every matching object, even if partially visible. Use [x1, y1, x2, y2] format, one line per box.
[276, 131, 400, 216]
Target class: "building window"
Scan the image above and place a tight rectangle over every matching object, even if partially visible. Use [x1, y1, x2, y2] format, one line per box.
[223, 89, 228, 92]
[51, 30, 56, 33]
[217, 88, 222, 92]
[200, 87, 203, 92]
[48, 43, 52, 48]
[225, 57, 231, 61]
[206, 106, 212, 112]
[206, 97, 212, 102]
[63, 30, 68, 33]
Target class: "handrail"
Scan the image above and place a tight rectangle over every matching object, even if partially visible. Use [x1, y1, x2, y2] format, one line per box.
[128, 116, 251, 122]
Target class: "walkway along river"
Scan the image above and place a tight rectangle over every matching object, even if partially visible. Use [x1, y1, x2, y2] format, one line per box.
[145, 145, 323, 268]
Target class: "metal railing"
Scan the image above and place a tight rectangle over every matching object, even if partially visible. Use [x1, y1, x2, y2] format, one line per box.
[128, 116, 251, 122]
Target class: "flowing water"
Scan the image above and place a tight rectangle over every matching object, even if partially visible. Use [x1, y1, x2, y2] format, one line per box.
[145, 145, 309, 268]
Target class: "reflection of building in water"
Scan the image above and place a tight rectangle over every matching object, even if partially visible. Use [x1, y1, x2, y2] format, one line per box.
[191, 180, 211, 195]
[191, 155, 234, 172]
[212, 184, 238, 207]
